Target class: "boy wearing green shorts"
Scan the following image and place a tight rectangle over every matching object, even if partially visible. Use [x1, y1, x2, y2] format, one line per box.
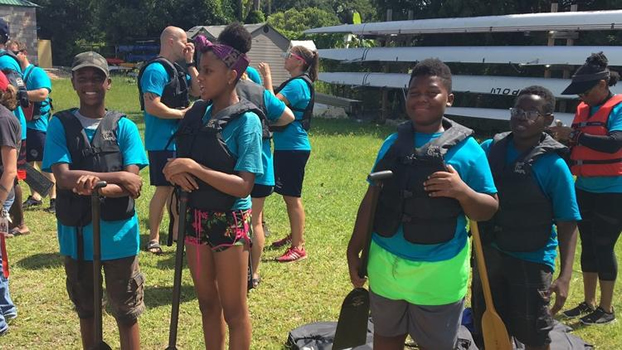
[347, 58, 498, 349]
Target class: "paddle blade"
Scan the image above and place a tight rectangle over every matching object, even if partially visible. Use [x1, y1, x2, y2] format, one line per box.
[482, 310, 513, 350]
[332, 288, 370, 350]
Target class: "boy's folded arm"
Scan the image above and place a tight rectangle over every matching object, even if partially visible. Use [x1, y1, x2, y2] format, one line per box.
[51, 163, 142, 197]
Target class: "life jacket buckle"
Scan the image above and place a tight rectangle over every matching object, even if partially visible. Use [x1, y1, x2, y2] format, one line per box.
[402, 190, 413, 199]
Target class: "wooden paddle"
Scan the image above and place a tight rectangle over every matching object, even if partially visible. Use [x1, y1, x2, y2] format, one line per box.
[332, 170, 393, 350]
[91, 181, 112, 350]
[470, 220, 513, 350]
[166, 190, 188, 350]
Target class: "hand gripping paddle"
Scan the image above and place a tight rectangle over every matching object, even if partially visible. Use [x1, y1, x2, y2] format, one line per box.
[332, 170, 393, 350]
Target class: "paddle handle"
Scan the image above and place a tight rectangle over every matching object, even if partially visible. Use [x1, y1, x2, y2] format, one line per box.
[359, 170, 393, 279]
[471, 220, 512, 350]
[167, 190, 189, 349]
[91, 181, 107, 346]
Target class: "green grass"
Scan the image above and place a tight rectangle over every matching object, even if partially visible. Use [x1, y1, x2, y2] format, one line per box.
[4, 78, 622, 349]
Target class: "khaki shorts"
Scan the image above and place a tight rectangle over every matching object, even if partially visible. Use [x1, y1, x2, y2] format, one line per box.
[64, 255, 145, 324]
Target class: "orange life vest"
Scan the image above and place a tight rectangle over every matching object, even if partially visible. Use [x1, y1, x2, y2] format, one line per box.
[570, 94, 622, 177]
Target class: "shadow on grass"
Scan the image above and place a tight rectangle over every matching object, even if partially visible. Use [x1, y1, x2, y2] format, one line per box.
[16, 252, 63, 269]
[143, 284, 197, 309]
[309, 118, 392, 139]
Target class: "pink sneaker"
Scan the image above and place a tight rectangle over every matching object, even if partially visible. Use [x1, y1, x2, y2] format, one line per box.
[270, 234, 292, 249]
[276, 246, 307, 263]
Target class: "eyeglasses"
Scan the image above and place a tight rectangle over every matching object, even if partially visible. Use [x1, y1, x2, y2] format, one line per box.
[11, 50, 24, 55]
[282, 51, 305, 62]
[509, 107, 545, 121]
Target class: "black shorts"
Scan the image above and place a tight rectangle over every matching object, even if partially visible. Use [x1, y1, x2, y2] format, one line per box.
[471, 245, 554, 347]
[273, 150, 310, 197]
[148, 150, 175, 186]
[251, 184, 274, 198]
[26, 128, 46, 162]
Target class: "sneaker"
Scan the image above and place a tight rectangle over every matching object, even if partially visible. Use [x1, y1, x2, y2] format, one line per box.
[22, 196, 42, 209]
[580, 307, 615, 325]
[562, 301, 596, 319]
[276, 246, 307, 263]
[46, 199, 56, 214]
[270, 234, 292, 249]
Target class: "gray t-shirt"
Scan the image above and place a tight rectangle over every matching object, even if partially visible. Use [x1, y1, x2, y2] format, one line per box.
[0, 104, 21, 171]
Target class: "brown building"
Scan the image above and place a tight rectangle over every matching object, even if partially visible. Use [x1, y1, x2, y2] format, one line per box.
[0, 0, 38, 64]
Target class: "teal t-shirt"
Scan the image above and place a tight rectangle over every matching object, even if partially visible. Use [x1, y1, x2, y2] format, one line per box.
[201, 104, 263, 210]
[42, 110, 149, 261]
[575, 102, 622, 193]
[23, 64, 52, 132]
[480, 138, 582, 271]
[256, 90, 286, 186]
[273, 78, 312, 151]
[371, 129, 498, 262]
[140, 62, 190, 151]
[0, 50, 26, 140]
[246, 66, 262, 85]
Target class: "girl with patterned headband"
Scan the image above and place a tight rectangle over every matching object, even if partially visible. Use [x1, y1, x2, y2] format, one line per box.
[162, 22, 263, 349]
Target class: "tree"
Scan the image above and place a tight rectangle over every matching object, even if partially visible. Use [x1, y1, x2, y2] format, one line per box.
[267, 7, 339, 39]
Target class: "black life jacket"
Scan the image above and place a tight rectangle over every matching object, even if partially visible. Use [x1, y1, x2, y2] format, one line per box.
[54, 109, 135, 226]
[271, 74, 314, 132]
[373, 118, 473, 244]
[236, 79, 271, 139]
[175, 99, 263, 211]
[479, 132, 567, 252]
[0, 50, 28, 109]
[137, 57, 189, 110]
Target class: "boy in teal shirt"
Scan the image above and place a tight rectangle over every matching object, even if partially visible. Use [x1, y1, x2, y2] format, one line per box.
[43, 51, 147, 349]
[347, 59, 498, 349]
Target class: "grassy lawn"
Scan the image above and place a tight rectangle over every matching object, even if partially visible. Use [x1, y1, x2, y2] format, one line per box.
[3, 77, 621, 349]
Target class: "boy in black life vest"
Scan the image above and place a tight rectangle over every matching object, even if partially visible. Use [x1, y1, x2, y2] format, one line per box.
[473, 86, 581, 349]
[42, 51, 148, 349]
[347, 58, 499, 350]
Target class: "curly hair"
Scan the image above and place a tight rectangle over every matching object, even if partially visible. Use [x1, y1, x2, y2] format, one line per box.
[0, 85, 18, 111]
[575, 51, 620, 87]
[517, 85, 556, 115]
[410, 58, 452, 92]
[217, 22, 252, 54]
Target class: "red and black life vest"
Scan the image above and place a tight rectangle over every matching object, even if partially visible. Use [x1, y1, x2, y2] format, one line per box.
[570, 94, 622, 177]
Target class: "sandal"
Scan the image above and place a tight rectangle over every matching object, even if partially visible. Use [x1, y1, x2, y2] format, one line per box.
[146, 240, 162, 255]
[10, 227, 30, 236]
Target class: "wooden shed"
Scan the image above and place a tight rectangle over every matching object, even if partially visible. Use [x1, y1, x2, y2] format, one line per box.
[187, 23, 291, 86]
[0, 0, 38, 64]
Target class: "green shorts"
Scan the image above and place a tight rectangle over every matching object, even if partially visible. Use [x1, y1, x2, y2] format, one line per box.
[367, 239, 470, 306]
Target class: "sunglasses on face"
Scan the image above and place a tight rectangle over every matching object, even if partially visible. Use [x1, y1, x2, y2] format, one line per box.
[509, 107, 545, 121]
[282, 51, 305, 62]
[578, 85, 597, 97]
[11, 50, 24, 55]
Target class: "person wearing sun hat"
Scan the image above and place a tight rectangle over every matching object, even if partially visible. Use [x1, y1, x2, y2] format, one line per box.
[0, 69, 22, 335]
[551, 52, 622, 325]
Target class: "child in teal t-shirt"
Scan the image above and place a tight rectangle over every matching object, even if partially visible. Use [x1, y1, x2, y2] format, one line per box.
[42, 51, 147, 349]
[347, 59, 498, 350]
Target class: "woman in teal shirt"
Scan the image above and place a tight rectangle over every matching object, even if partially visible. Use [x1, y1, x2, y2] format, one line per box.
[258, 45, 318, 262]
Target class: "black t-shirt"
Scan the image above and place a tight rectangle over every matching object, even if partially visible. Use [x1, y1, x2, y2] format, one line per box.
[0, 104, 21, 171]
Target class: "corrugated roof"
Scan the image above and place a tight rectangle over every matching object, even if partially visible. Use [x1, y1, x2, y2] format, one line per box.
[0, 0, 39, 7]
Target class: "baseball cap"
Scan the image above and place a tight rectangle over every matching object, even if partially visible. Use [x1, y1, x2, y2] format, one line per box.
[0, 71, 9, 91]
[71, 51, 109, 76]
